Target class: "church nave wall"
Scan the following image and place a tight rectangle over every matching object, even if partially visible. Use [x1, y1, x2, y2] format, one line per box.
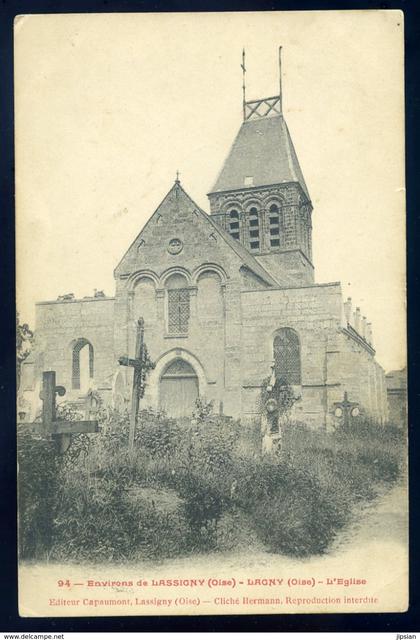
[238, 282, 391, 428]
[33, 297, 115, 407]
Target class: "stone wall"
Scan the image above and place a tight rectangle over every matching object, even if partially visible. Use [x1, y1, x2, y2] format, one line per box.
[240, 282, 388, 428]
[240, 282, 342, 427]
[114, 269, 244, 418]
[208, 183, 314, 286]
[32, 297, 115, 410]
[386, 368, 407, 427]
[325, 330, 388, 427]
[256, 249, 314, 287]
[27, 276, 389, 430]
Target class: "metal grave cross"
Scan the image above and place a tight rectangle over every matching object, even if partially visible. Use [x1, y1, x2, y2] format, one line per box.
[19, 370, 100, 454]
[333, 391, 360, 429]
[118, 317, 146, 450]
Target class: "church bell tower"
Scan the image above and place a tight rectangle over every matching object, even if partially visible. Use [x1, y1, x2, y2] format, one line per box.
[207, 48, 314, 286]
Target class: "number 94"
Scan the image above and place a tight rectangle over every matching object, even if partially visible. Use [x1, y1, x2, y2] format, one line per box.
[57, 579, 71, 587]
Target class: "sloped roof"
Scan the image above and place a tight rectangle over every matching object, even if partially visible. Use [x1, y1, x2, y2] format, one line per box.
[115, 181, 278, 287]
[176, 183, 279, 287]
[209, 115, 310, 200]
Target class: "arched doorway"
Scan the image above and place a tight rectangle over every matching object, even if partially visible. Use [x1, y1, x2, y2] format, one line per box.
[159, 358, 199, 418]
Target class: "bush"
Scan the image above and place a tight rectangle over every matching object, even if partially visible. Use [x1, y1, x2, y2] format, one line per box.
[18, 407, 406, 562]
[52, 464, 190, 562]
[230, 418, 405, 557]
[18, 430, 60, 559]
[134, 414, 242, 551]
[136, 410, 182, 458]
[236, 456, 348, 556]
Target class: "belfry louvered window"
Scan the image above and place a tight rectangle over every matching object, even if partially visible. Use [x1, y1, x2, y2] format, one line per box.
[248, 207, 260, 250]
[166, 273, 190, 335]
[273, 328, 301, 385]
[269, 204, 281, 248]
[228, 209, 240, 240]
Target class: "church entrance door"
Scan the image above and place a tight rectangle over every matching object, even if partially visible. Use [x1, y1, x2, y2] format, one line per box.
[159, 359, 199, 418]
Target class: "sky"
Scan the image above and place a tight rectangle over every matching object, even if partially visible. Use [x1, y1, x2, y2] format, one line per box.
[15, 11, 405, 372]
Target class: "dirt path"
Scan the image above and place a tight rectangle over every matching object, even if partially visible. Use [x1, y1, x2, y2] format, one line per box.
[147, 481, 408, 573]
[19, 482, 409, 616]
[330, 482, 408, 555]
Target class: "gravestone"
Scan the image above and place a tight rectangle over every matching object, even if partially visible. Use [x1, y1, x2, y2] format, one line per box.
[18, 371, 100, 454]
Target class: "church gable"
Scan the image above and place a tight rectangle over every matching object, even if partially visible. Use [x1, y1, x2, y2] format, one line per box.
[114, 180, 277, 287]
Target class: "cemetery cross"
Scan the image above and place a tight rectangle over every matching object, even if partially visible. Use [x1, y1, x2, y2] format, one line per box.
[118, 317, 154, 451]
[333, 391, 360, 429]
[19, 370, 100, 454]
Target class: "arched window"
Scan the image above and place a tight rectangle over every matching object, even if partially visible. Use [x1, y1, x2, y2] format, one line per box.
[197, 270, 223, 323]
[72, 338, 94, 390]
[228, 209, 240, 240]
[273, 328, 301, 385]
[133, 277, 156, 327]
[248, 206, 260, 250]
[269, 203, 281, 248]
[166, 273, 190, 335]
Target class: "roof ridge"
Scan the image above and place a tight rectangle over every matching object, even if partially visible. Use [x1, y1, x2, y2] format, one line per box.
[283, 120, 310, 201]
[192, 202, 279, 287]
[114, 181, 182, 275]
[115, 180, 279, 287]
[281, 117, 298, 183]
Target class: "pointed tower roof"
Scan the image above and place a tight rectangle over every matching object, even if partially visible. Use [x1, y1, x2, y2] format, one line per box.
[209, 114, 310, 200]
[210, 48, 310, 201]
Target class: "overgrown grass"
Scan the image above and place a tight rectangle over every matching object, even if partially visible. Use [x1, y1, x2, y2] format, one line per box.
[18, 408, 405, 563]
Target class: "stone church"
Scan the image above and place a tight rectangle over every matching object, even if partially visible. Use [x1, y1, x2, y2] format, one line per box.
[19, 58, 389, 430]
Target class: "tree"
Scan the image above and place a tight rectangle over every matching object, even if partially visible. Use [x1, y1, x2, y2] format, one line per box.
[16, 312, 34, 389]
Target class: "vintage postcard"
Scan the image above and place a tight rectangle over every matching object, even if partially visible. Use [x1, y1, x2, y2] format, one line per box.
[15, 11, 407, 616]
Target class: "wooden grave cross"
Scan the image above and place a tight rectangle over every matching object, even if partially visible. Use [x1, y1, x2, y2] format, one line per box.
[333, 391, 360, 429]
[118, 317, 146, 450]
[19, 370, 100, 454]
